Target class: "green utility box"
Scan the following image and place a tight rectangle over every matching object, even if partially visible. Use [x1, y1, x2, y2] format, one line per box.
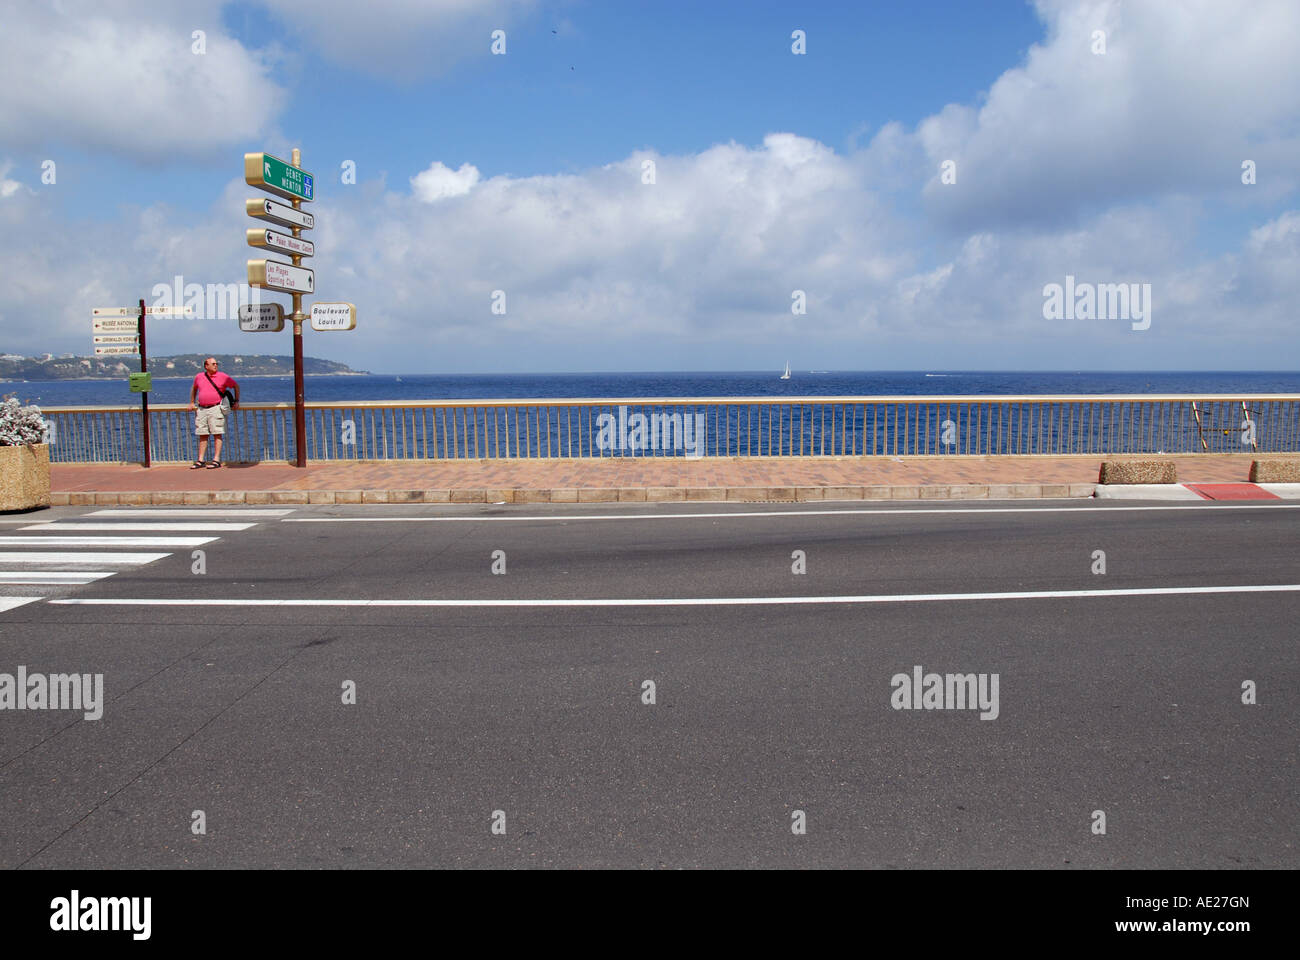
[129, 372, 152, 393]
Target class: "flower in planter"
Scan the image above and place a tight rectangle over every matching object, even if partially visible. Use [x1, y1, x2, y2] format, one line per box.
[0, 395, 50, 446]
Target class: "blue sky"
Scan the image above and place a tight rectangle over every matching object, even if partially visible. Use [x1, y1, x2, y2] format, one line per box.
[1, 0, 1297, 374]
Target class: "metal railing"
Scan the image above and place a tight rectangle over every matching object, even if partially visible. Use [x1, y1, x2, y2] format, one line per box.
[39, 395, 1300, 463]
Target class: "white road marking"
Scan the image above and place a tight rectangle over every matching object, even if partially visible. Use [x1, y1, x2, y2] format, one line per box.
[1093, 484, 1203, 500]
[86, 509, 293, 517]
[1258, 483, 1300, 498]
[0, 597, 41, 612]
[0, 572, 114, 584]
[0, 552, 171, 565]
[48, 583, 1300, 608]
[21, 522, 256, 532]
[0, 519, 55, 525]
[284, 503, 1300, 523]
[0, 536, 216, 547]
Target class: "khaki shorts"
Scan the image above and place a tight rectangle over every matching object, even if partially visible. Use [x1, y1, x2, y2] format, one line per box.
[195, 404, 226, 436]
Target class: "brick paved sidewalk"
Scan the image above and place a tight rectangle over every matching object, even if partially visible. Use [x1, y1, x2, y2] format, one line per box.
[46, 455, 1261, 505]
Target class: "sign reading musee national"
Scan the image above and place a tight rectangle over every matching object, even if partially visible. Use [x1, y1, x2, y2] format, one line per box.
[309, 302, 357, 331]
[238, 303, 285, 332]
[246, 198, 314, 230]
[246, 228, 314, 258]
[245, 153, 314, 202]
[247, 259, 315, 294]
[92, 317, 139, 334]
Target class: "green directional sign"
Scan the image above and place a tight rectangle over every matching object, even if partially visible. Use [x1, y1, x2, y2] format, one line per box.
[245, 152, 314, 203]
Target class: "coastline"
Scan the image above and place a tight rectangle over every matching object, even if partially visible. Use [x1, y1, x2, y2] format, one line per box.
[1, 372, 369, 383]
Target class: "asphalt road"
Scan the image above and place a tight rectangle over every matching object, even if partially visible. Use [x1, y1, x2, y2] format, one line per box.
[1, 499, 1296, 868]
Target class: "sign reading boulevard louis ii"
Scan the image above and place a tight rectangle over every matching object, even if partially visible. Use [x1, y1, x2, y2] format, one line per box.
[309, 302, 356, 331]
[247, 259, 315, 295]
[247, 228, 314, 258]
[245, 153, 314, 202]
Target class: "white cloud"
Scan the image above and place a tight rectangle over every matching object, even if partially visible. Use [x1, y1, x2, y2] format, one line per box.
[1, 0, 1298, 373]
[911, 0, 1300, 229]
[0, 162, 21, 199]
[252, 0, 536, 82]
[0, 1, 284, 156]
[411, 162, 482, 202]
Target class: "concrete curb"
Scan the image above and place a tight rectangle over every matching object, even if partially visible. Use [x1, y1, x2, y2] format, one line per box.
[50, 483, 1100, 506]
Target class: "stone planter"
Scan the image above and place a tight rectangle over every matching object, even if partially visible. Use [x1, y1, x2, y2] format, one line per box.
[0, 443, 51, 512]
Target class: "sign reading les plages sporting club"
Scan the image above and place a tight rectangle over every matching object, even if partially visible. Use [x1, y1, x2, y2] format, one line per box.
[248, 259, 314, 295]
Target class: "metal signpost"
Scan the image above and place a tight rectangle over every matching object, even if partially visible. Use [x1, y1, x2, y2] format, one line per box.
[90, 304, 190, 467]
[244, 148, 355, 467]
[246, 150, 317, 466]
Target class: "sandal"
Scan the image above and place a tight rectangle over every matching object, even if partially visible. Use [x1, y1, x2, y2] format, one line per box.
[205, 460, 221, 469]
[190, 460, 205, 469]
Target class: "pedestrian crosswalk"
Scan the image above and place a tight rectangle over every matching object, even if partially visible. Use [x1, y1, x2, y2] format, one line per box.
[0, 508, 294, 590]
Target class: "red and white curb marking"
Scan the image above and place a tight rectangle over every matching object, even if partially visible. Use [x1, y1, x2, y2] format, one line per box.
[1095, 483, 1300, 500]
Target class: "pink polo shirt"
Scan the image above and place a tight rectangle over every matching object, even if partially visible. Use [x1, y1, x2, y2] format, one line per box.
[193, 371, 235, 406]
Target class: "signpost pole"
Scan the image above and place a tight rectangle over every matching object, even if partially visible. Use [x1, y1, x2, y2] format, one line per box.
[138, 296, 151, 468]
[290, 148, 307, 468]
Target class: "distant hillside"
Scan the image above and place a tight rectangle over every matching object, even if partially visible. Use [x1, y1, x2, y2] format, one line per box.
[0, 353, 367, 380]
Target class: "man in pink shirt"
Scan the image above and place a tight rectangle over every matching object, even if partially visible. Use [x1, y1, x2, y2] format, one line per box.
[187, 357, 240, 468]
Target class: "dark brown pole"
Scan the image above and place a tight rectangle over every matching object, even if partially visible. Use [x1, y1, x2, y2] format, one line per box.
[291, 147, 306, 467]
[293, 319, 306, 467]
[138, 296, 150, 468]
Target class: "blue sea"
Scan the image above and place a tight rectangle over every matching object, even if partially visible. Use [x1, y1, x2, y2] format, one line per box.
[10, 370, 1300, 408]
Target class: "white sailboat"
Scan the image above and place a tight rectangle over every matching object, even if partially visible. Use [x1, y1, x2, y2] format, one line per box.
[780, 361, 791, 380]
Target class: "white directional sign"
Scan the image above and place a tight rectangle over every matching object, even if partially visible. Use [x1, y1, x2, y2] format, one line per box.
[94, 345, 140, 356]
[247, 259, 315, 294]
[238, 302, 285, 332]
[246, 228, 314, 258]
[309, 302, 356, 331]
[90, 305, 192, 318]
[92, 317, 139, 334]
[93, 335, 138, 344]
[246, 198, 314, 230]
